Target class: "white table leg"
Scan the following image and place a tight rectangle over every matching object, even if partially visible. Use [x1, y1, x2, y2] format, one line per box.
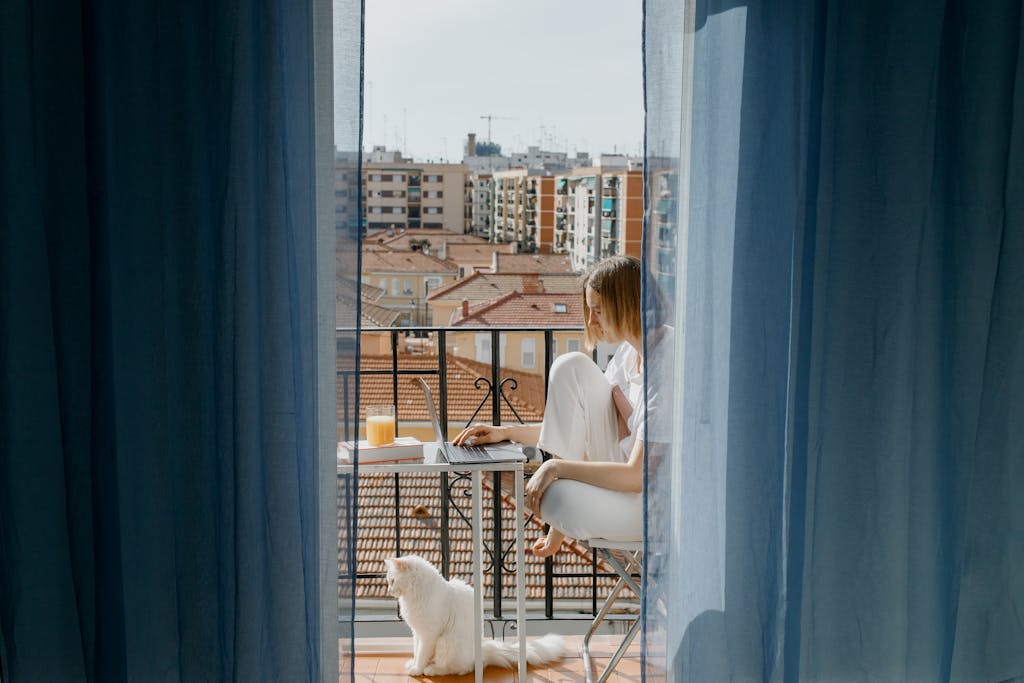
[516, 464, 527, 681]
[472, 470, 484, 683]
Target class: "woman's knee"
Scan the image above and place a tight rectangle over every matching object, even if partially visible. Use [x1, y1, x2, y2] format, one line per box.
[548, 351, 594, 384]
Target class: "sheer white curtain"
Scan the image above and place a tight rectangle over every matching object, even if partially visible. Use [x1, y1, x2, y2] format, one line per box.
[642, 1, 1024, 681]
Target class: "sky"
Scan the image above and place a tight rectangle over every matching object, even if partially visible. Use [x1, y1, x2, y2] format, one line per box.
[360, 0, 643, 163]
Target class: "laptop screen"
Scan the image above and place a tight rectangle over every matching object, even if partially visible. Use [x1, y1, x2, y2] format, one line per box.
[416, 378, 450, 445]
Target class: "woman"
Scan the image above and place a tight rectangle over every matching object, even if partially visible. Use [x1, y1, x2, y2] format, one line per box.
[453, 255, 653, 558]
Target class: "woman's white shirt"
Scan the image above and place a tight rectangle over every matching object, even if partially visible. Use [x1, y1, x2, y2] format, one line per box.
[603, 327, 675, 458]
[604, 342, 645, 458]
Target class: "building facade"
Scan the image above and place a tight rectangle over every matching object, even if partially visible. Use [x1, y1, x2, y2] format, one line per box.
[492, 169, 556, 253]
[363, 157, 471, 233]
[360, 250, 459, 327]
[554, 164, 643, 270]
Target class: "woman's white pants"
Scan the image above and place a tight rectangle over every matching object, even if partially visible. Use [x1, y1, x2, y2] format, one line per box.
[534, 353, 642, 542]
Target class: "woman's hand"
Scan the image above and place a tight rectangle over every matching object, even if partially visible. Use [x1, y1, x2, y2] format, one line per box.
[532, 528, 566, 558]
[451, 423, 507, 447]
[524, 459, 560, 514]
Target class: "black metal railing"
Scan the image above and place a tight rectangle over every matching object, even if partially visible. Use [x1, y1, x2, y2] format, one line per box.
[337, 325, 639, 628]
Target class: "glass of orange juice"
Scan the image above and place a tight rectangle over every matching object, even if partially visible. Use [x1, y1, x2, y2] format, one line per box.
[366, 404, 396, 446]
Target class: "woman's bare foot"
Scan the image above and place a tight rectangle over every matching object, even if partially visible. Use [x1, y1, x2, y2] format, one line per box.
[532, 529, 566, 558]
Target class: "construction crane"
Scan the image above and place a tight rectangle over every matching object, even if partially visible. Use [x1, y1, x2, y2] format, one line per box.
[479, 114, 517, 142]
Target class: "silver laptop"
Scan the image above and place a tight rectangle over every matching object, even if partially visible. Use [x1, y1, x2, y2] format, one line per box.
[416, 378, 526, 465]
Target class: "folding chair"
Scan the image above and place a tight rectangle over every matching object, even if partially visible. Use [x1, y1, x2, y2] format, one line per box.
[582, 538, 643, 683]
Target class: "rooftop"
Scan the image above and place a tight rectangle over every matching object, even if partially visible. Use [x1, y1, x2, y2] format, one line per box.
[452, 293, 585, 328]
[361, 250, 459, 275]
[336, 278, 401, 328]
[442, 242, 513, 264]
[427, 273, 580, 302]
[345, 352, 548, 424]
[365, 229, 489, 252]
[345, 472, 627, 601]
[493, 253, 575, 274]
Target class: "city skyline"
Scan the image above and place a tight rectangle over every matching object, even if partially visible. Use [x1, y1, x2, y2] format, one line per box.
[360, 0, 643, 163]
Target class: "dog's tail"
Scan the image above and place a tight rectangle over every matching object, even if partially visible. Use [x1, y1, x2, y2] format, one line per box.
[482, 634, 565, 668]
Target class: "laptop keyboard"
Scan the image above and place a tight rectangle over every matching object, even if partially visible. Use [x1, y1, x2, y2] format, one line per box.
[447, 444, 491, 462]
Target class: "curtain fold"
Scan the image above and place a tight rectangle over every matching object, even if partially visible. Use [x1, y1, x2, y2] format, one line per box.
[1, 0, 359, 679]
[643, 1, 1023, 681]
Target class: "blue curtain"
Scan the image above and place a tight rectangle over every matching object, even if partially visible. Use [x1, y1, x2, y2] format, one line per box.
[0, 0, 360, 679]
[643, 1, 1023, 681]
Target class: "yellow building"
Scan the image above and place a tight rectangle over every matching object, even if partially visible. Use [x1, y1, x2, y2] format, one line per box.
[360, 250, 458, 327]
[448, 291, 585, 374]
[364, 160, 470, 233]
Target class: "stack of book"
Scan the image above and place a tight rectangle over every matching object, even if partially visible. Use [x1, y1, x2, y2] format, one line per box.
[337, 436, 424, 464]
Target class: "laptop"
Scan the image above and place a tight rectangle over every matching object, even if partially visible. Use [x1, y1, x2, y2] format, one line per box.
[416, 378, 527, 465]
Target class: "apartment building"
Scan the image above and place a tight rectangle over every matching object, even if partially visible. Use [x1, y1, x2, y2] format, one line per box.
[363, 158, 471, 233]
[467, 173, 494, 239]
[649, 167, 678, 293]
[508, 146, 569, 170]
[554, 162, 643, 271]
[492, 169, 556, 253]
[334, 149, 360, 236]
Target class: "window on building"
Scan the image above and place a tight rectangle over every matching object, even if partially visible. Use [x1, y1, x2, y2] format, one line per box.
[392, 207, 403, 214]
[475, 333, 506, 365]
[567, 338, 581, 353]
[522, 337, 536, 369]
[391, 278, 400, 296]
[403, 279, 413, 295]
[553, 302, 567, 313]
[379, 278, 387, 290]
[475, 334, 491, 364]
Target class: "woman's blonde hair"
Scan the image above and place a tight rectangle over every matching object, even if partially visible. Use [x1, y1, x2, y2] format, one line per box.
[580, 255, 642, 349]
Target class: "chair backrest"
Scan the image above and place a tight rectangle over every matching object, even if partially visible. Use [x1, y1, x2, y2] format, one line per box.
[587, 538, 642, 551]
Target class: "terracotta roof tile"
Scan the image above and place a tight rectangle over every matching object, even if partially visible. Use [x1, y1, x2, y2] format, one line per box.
[340, 473, 630, 601]
[365, 229, 489, 251]
[427, 273, 581, 302]
[336, 279, 401, 328]
[344, 353, 546, 424]
[361, 250, 459, 274]
[452, 293, 585, 328]
[494, 253, 576, 274]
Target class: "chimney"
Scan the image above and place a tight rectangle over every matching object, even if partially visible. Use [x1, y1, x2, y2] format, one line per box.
[461, 300, 470, 318]
[467, 133, 477, 157]
[522, 274, 540, 294]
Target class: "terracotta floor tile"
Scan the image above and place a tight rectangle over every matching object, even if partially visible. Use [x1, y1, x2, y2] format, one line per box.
[344, 636, 641, 682]
[353, 657, 382, 674]
[527, 658, 588, 683]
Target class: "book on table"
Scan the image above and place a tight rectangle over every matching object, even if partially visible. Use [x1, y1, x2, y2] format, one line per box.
[337, 436, 424, 464]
